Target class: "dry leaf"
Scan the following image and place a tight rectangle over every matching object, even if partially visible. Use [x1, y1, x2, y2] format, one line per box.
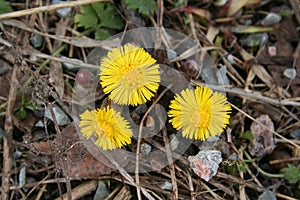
[49, 61, 64, 99]
[31, 123, 114, 178]
[227, 0, 248, 17]
[173, 6, 211, 20]
[206, 26, 220, 44]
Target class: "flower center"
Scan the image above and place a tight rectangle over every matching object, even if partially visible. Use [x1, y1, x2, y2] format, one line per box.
[192, 110, 210, 127]
[98, 121, 113, 137]
[120, 63, 133, 76]
[121, 68, 143, 88]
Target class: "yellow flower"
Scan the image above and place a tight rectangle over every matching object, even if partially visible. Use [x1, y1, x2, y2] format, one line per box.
[100, 44, 160, 106]
[79, 107, 133, 150]
[168, 86, 231, 140]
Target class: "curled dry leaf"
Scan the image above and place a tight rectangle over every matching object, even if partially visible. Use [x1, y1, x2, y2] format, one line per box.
[249, 115, 276, 157]
[171, 6, 211, 20]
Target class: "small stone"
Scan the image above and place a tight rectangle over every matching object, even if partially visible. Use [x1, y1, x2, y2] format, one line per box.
[249, 115, 275, 157]
[241, 33, 269, 47]
[207, 136, 220, 143]
[290, 128, 300, 139]
[45, 104, 71, 126]
[35, 120, 44, 128]
[239, 18, 252, 26]
[13, 150, 22, 159]
[228, 153, 238, 161]
[62, 56, 84, 71]
[141, 143, 152, 155]
[216, 65, 229, 85]
[93, 181, 109, 200]
[188, 150, 222, 181]
[30, 34, 43, 48]
[19, 166, 26, 188]
[268, 46, 277, 56]
[283, 68, 297, 80]
[261, 13, 282, 26]
[258, 190, 276, 200]
[52, 0, 71, 17]
[167, 49, 177, 60]
[226, 54, 235, 64]
[160, 181, 172, 191]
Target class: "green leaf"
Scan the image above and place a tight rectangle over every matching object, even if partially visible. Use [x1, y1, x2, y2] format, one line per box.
[282, 164, 300, 184]
[237, 161, 247, 172]
[75, 2, 124, 40]
[174, 0, 185, 8]
[230, 25, 274, 34]
[93, 3, 124, 29]
[125, 0, 156, 15]
[95, 28, 111, 40]
[24, 101, 35, 112]
[0, 0, 12, 14]
[16, 107, 27, 120]
[241, 130, 254, 141]
[75, 5, 98, 29]
[21, 93, 29, 105]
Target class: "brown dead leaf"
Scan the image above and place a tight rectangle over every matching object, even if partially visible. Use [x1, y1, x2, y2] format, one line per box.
[251, 64, 274, 88]
[13, 113, 38, 135]
[240, 48, 274, 88]
[172, 6, 211, 20]
[274, 18, 299, 42]
[49, 61, 64, 99]
[31, 123, 114, 179]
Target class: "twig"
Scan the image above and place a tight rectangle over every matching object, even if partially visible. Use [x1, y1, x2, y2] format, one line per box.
[238, 146, 246, 200]
[216, 172, 265, 192]
[187, 171, 196, 200]
[288, 0, 300, 25]
[201, 182, 224, 200]
[276, 193, 299, 200]
[102, 151, 155, 200]
[0, 0, 110, 20]
[34, 184, 47, 200]
[31, 52, 99, 69]
[27, 173, 51, 200]
[162, 126, 178, 200]
[48, 103, 72, 200]
[54, 180, 98, 200]
[2, 57, 19, 200]
[270, 156, 300, 165]
[135, 84, 172, 200]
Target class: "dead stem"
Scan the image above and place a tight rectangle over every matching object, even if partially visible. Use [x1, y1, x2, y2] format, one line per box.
[2, 56, 20, 200]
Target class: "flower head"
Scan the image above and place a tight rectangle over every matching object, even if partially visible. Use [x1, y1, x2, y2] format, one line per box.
[79, 107, 133, 150]
[168, 86, 231, 141]
[100, 44, 160, 106]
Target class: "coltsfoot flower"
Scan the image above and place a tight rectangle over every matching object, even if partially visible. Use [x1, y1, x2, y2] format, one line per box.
[100, 44, 160, 106]
[79, 107, 133, 150]
[168, 86, 231, 140]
